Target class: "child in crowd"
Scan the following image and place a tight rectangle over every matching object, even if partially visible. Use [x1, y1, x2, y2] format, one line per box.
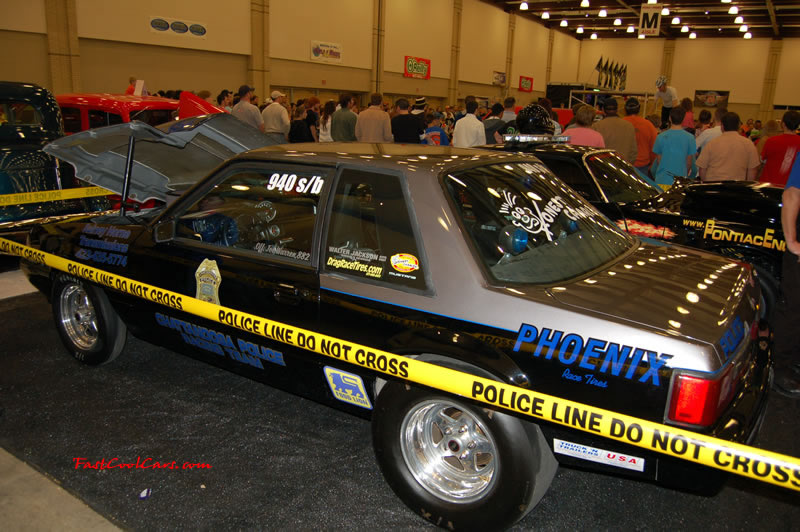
[289, 106, 314, 143]
[423, 113, 450, 146]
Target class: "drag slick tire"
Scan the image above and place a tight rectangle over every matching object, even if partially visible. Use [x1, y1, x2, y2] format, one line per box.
[372, 381, 556, 530]
[52, 274, 127, 365]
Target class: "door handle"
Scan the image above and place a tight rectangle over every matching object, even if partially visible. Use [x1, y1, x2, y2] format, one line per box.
[273, 284, 301, 306]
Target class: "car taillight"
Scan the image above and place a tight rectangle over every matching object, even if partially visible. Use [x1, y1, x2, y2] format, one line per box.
[668, 365, 736, 428]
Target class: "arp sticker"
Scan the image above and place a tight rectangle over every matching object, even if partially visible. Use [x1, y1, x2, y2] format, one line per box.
[390, 253, 419, 273]
[553, 438, 645, 472]
[323, 367, 372, 409]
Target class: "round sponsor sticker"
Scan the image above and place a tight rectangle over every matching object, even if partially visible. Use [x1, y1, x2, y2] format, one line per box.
[390, 253, 419, 273]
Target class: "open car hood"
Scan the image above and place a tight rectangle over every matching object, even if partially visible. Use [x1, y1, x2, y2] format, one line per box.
[43, 114, 273, 203]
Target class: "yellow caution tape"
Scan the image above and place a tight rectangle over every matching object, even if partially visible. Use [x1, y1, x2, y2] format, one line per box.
[2, 235, 798, 492]
[0, 186, 111, 207]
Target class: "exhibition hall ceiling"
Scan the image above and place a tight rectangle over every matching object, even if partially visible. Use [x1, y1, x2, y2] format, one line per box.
[487, 0, 800, 39]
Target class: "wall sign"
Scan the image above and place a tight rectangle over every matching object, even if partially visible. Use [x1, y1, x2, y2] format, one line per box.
[493, 71, 506, 86]
[519, 76, 534, 92]
[311, 41, 343, 63]
[150, 17, 207, 38]
[694, 90, 730, 108]
[639, 4, 662, 36]
[404, 56, 431, 79]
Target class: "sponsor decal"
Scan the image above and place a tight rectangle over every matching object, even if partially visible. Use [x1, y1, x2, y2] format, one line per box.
[720, 316, 746, 359]
[267, 173, 324, 194]
[75, 223, 131, 267]
[403, 56, 431, 80]
[703, 219, 785, 251]
[155, 312, 285, 368]
[311, 41, 342, 63]
[327, 256, 384, 279]
[513, 323, 671, 386]
[256, 244, 310, 262]
[618, 219, 677, 239]
[324, 367, 372, 409]
[519, 76, 534, 92]
[390, 253, 419, 273]
[195, 258, 221, 305]
[500, 188, 593, 242]
[4, 235, 800, 494]
[554, 438, 645, 472]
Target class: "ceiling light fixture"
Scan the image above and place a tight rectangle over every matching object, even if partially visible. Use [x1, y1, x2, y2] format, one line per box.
[734, 16, 743, 24]
[681, 25, 689, 32]
[647, 0, 657, 3]
[661, 7, 670, 15]
[599, 9, 607, 17]
[744, 32, 752, 39]
[520, 1, 529, 10]
[577, 26, 584, 33]
[672, 16, 680, 25]
[721, 0, 731, 3]
[627, 25, 635, 33]
[638, 34, 645, 39]
[591, 32, 598, 39]
[541, 11, 549, 19]
[739, 24, 748, 31]
[581, 0, 590, 7]
[689, 32, 697, 39]
[614, 18, 622, 25]
[561, 19, 568, 27]
[728, 6, 738, 14]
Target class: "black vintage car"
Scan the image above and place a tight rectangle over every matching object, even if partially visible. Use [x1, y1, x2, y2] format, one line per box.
[490, 139, 785, 314]
[0, 81, 108, 237]
[19, 117, 771, 529]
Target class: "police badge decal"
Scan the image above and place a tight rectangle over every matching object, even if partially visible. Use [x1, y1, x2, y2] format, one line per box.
[195, 258, 221, 304]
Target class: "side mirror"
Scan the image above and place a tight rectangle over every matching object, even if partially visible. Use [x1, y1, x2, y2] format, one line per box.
[153, 219, 175, 243]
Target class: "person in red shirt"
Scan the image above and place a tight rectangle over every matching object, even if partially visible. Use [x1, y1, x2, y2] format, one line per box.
[622, 98, 658, 177]
[124, 76, 136, 95]
[759, 110, 800, 186]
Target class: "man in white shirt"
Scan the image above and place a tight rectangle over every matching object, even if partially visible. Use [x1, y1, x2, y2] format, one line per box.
[262, 90, 290, 144]
[452, 100, 486, 148]
[653, 76, 678, 129]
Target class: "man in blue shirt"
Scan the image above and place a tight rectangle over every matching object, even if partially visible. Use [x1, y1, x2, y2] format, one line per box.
[773, 157, 800, 397]
[652, 107, 696, 188]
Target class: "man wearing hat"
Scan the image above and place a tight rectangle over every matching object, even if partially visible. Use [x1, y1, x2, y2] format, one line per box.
[622, 97, 658, 176]
[261, 90, 290, 144]
[592, 97, 637, 164]
[231, 85, 264, 132]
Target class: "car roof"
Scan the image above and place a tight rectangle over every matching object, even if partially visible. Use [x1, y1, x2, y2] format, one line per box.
[231, 142, 530, 173]
[55, 93, 179, 114]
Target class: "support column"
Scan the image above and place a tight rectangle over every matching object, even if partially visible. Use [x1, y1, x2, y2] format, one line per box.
[448, 0, 463, 105]
[545, 29, 554, 86]
[249, 0, 271, 96]
[370, 0, 386, 95]
[660, 39, 675, 82]
[503, 13, 516, 98]
[759, 39, 782, 123]
[44, 0, 81, 93]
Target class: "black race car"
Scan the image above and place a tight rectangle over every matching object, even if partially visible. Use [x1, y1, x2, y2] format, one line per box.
[490, 138, 785, 314]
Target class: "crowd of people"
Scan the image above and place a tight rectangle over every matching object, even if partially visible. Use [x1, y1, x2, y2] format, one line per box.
[557, 75, 800, 190]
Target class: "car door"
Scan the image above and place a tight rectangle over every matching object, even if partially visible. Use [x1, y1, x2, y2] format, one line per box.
[119, 161, 335, 400]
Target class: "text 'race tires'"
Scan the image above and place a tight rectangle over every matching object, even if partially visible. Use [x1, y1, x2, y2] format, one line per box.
[372, 381, 556, 530]
[52, 274, 127, 365]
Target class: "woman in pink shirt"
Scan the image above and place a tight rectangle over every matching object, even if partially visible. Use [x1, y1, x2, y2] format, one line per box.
[564, 105, 605, 148]
[680, 98, 695, 132]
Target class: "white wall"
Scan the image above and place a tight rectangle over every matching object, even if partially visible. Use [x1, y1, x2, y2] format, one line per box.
[76, 0, 250, 55]
[775, 38, 800, 106]
[269, 0, 373, 69]
[549, 30, 580, 84]
[0, 0, 45, 33]
[384, 0, 452, 77]
[511, 15, 550, 93]
[458, 0, 508, 86]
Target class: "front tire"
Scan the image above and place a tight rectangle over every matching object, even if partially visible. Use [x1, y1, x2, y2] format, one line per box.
[372, 382, 556, 530]
[52, 274, 127, 365]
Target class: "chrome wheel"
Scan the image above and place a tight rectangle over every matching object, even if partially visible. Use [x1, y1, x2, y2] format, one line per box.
[400, 400, 498, 503]
[59, 283, 99, 350]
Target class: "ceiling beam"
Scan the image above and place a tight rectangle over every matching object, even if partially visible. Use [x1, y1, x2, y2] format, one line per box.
[766, 0, 781, 37]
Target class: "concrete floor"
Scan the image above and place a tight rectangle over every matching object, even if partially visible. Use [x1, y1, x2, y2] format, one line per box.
[0, 266, 119, 531]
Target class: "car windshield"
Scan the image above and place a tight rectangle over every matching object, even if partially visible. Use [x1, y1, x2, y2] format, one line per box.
[585, 151, 661, 203]
[0, 100, 44, 138]
[446, 161, 636, 284]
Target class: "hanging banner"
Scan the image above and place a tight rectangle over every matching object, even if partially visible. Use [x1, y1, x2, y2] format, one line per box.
[403, 56, 431, 79]
[694, 90, 730, 108]
[310, 41, 342, 63]
[639, 4, 662, 36]
[519, 76, 534, 92]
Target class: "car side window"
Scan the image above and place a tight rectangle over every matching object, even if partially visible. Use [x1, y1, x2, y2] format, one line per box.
[88, 110, 123, 129]
[175, 166, 329, 263]
[324, 168, 426, 291]
[61, 107, 82, 133]
[0, 101, 43, 127]
[537, 157, 602, 202]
